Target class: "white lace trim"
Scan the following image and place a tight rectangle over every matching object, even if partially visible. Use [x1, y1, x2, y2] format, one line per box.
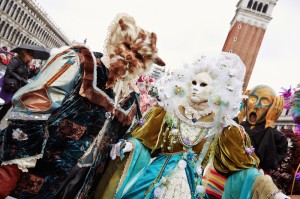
[92, 56, 136, 116]
[185, 100, 212, 120]
[1, 154, 43, 172]
[174, 107, 214, 128]
[100, 56, 109, 68]
[9, 111, 51, 120]
[158, 166, 191, 199]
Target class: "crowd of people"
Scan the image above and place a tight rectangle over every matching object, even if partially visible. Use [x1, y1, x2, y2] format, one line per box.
[0, 13, 299, 199]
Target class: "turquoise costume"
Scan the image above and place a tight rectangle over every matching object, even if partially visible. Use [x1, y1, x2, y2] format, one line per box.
[222, 168, 263, 199]
[119, 147, 197, 199]
[96, 52, 284, 199]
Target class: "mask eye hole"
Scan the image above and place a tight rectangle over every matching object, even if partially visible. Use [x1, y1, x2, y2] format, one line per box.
[200, 83, 207, 87]
[135, 51, 143, 60]
[123, 42, 131, 50]
[192, 80, 197, 85]
[261, 98, 271, 107]
[248, 96, 257, 104]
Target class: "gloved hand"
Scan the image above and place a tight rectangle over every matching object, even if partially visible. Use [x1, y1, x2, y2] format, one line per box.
[20, 78, 28, 86]
[265, 96, 284, 128]
[273, 191, 290, 199]
[110, 139, 133, 160]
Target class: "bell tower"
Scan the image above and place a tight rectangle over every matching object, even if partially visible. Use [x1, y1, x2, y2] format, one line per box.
[222, 0, 278, 90]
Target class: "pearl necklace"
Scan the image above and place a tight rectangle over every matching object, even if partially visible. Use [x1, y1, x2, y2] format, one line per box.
[174, 107, 214, 128]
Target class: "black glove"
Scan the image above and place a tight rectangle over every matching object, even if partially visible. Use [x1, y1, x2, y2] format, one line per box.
[20, 78, 28, 85]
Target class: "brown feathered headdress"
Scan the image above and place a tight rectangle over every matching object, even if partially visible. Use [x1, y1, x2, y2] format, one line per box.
[103, 13, 165, 88]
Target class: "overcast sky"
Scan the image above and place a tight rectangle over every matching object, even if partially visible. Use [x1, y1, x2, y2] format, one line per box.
[37, 0, 299, 94]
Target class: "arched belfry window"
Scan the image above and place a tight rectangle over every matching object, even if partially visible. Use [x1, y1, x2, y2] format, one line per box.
[257, 3, 263, 12]
[252, 1, 258, 10]
[247, 0, 253, 8]
[262, 4, 268, 13]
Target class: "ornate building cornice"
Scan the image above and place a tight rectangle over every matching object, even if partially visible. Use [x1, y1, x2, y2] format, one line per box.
[231, 0, 278, 29]
[0, 0, 72, 51]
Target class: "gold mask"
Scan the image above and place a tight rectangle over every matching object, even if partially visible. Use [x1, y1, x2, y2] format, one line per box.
[246, 85, 275, 125]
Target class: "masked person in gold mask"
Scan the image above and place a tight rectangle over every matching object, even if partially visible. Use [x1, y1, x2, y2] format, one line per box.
[237, 85, 288, 173]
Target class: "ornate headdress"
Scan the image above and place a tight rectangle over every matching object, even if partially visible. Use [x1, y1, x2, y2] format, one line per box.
[103, 13, 165, 88]
[154, 52, 246, 171]
[156, 52, 246, 127]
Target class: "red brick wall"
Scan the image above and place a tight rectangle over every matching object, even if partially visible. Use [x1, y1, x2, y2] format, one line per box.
[222, 22, 266, 90]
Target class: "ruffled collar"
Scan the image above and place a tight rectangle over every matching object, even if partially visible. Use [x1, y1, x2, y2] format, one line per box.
[183, 99, 212, 121]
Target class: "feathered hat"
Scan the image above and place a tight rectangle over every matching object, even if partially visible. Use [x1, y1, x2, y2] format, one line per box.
[103, 13, 165, 88]
[155, 52, 245, 127]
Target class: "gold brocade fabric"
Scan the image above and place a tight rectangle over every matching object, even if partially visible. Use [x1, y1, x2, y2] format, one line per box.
[95, 154, 128, 199]
[131, 106, 210, 157]
[213, 125, 260, 176]
[131, 106, 167, 150]
[251, 175, 280, 199]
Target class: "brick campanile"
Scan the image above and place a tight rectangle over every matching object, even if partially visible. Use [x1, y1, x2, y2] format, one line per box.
[222, 0, 278, 90]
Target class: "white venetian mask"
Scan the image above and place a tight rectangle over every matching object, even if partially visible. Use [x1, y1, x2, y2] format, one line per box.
[189, 72, 212, 104]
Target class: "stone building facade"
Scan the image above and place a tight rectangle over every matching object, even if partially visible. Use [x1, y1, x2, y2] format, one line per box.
[0, 0, 71, 51]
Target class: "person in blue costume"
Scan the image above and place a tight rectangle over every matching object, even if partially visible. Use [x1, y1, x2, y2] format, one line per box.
[96, 52, 290, 199]
[0, 13, 165, 199]
[93, 53, 250, 198]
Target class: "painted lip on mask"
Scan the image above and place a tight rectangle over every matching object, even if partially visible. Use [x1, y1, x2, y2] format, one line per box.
[249, 112, 257, 122]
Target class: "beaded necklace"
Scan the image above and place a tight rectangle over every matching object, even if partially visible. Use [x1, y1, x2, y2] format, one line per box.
[174, 107, 214, 128]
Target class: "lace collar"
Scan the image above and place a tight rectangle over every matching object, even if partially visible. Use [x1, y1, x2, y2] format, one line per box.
[174, 106, 213, 128]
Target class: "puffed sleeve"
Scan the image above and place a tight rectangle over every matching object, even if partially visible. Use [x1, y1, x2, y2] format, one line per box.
[131, 105, 167, 150]
[213, 125, 260, 176]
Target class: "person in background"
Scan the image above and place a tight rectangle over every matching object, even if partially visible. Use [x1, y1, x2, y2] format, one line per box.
[0, 49, 34, 122]
[0, 46, 12, 106]
[93, 52, 103, 66]
[237, 85, 288, 173]
[0, 46, 14, 69]
[28, 59, 41, 78]
[1, 46, 7, 51]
